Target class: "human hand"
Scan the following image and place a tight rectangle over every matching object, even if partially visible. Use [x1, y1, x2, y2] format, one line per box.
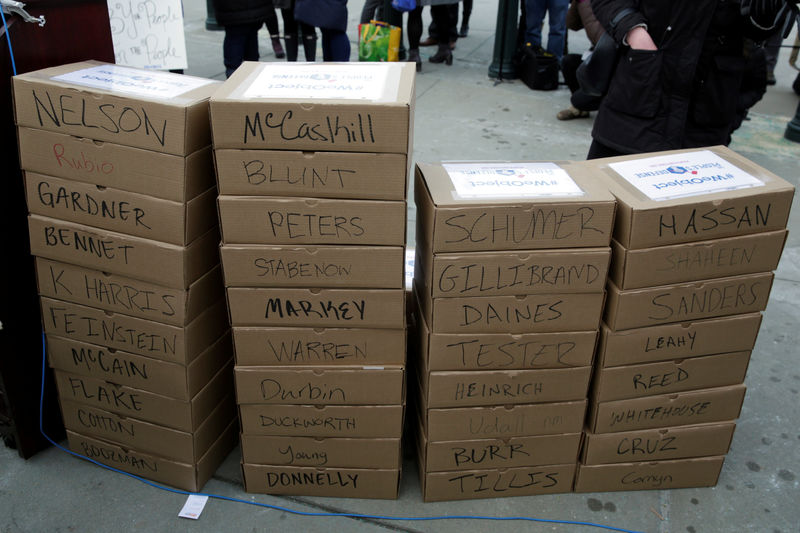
[626, 26, 657, 50]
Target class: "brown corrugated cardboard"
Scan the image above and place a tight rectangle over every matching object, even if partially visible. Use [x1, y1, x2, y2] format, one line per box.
[40, 297, 229, 364]
[54, 361, 232, 432]
[591, 350, 751, 401]
[609, 231, 787, 289]
[227, 287, 405, 329]
[66, 420, 237, 492]
[214, 149, 407, 200]
[59, 395, 236, 463]
[415, 245, 611, 298]
[419, 426, 581, 471]
[416, 304, 597, 370]
[421, 400, 587, 441]
[589, 384, 746, 433]
[420, 464, 576, 502]
[416, 280, 604, 334]
[583, 146, 794, 249]
[233, 326, 406, 366]
[414, 161, 616, 252]
[597, 314, 762, 367]
[17, 128, 215, 202]
[25, 172, 217, 245]
[419, 367, 592, 408]
[573, 456, 725, 492]
[234, 366, 405, 405]
[220, 245, 404, 288]
[240, 435, 401, 469]
[47, 333, 232, 400]
[604, 273, 773, 331]
[28, 215, 220, 289]
[239, 403, 404, 437]
[13, 61, 219, 155]
[217, 196, 406, 246]
[35, 258, 223, 326]
[241, 463, 400, 498]
[209, 62, 415, 153]
[581, 423, 736, 465]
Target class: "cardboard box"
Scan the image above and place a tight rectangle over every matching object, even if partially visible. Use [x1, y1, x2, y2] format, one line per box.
[591, 350, 751, 401]
[573, 456, 725, 492]
[233, 326, 406, 366]
[17, 127, 215, 202]
[220, 245, 404, 288]
[419, 426, 581, 472]
[417, 305, 597, 370]
[420, 464, 576, 502]
[13, 61, 219, 155]
[25, 172, 217, 245]
[239, 403, 404, 437]
[584, 146, 795, 249]
[66, 421, 237, 492]
[227, 287, 405, 329]
[589, 384, 746, 433]
[240, 435, 401, 469]
[217, 196, 406, 246]
[414, 161, 616, 252]
[416, 280, 604, 334]
[35, 258, 223, 327]
[241, 463, 400, 498]
[234, 366, 405, 405]
[209, 62, 416, 153]
[581, 422, 736, 465]
[214, 149, 407, 200]
[54, 361, 233, 432]
[59, 395, 236, 463]
[40, 298, 229, 365]
[421, 400, 587, 441]
[415, 245, 611, 297]
[596, 314, 762, 367]
[47, 333, 232, 400]
[419, 367, 592, 408]
[609, 231, 787, 289]
[28, 215, 220, 289]
[604, 273, 773, 331]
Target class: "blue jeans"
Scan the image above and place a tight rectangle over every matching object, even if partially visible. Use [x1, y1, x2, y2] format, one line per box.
[223, 22, 260, 77]
[321, 28, 351, 61]
[524, 0, 569, 62]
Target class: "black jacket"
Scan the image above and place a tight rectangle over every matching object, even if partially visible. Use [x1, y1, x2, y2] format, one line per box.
[213, 0, 274, 26]
[590, 0, 779, 153]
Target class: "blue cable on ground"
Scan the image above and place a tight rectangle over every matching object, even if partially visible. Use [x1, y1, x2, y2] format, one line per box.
[36, 334, 642, 533]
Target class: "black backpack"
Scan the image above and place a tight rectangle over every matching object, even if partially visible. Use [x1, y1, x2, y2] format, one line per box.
[518, 45, 559, 91]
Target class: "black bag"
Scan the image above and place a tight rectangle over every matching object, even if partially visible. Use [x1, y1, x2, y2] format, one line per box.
[519, 46, 559, 91]
[574, 7, 636, 98]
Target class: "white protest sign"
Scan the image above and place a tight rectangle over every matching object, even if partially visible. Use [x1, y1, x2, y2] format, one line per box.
[53, 65, 215, 99]
[243, 64, 396, 100]
[608, 150, 764, 201]
[107, 0, 188, 70]
[444, 162, 584, 199]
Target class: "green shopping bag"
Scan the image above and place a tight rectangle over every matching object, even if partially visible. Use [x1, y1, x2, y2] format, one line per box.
[358, 20, 401, 62]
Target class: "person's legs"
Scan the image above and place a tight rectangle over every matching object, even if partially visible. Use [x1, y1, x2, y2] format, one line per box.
[429, 5, 454, 64]
[545, 0, 569, 62]
[282, 8, 299, 61]
[407, 6, 424, 70]
[360, 0, 383, 24]
[460, 0, 472, 37]
[321, 28, 350, 61]
[223, 23, 259, 77]
[587, 139, 624, 159]
[301, 24, 317, 61]
[524, 0, 546, 47]
[264, 9, 285, 58]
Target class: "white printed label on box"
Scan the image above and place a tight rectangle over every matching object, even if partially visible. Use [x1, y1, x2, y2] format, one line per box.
[608, 150, 765, 201]
[107, 0, 189, 70]
[242, 64, 397, 101]
[53, 65, 214, 98]
[444, 163, 584, 198]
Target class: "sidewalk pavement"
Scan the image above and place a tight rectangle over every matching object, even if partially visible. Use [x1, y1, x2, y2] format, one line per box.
[1, 1, 798, 532]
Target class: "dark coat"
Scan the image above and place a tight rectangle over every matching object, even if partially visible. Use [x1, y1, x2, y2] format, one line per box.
[213, 0, 274, 27]
[590, 0, 778, 153]
[295, 0, 348, 31]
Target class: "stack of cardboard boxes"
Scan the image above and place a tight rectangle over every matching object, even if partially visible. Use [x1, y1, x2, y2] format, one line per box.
[412, 161, 616, 501]
[209, 62, 416, 498]
[576, 146, 795, 492]
[13, 62, 236, 491]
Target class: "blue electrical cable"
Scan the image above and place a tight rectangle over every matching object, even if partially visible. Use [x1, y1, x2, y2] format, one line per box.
[0, 6, 17, 75]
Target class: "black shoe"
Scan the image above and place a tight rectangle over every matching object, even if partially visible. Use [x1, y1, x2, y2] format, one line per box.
[459, 24, 469, 38]
[408, 48, 422, 72]
[429, 45, 453, 65]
